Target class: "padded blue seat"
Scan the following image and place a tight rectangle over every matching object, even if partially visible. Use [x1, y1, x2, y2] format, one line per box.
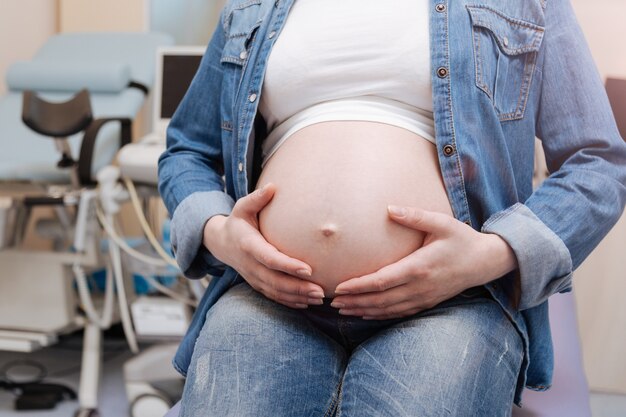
[0, 32, 174, 184]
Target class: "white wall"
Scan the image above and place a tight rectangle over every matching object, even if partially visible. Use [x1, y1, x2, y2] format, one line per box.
[58, 0, 147, 32]
[571, 0, 626, 79]
[569, 0, 626, 394]
[0, 0, 58, 95]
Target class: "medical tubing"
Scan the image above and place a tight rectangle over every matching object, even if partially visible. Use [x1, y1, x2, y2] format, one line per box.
[94, 207, 197, 307]
[120, 177, 199, 306]
[95, 207, 170, 268]
[72, 263, 115, 329]
[122, 177, 180, 269]
[71, 189, 115, 330]
[106, 211, 139, 354]
[140, 273, 198, 307]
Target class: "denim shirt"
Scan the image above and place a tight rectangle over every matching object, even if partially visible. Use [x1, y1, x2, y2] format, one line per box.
[158, 0, 626, 404]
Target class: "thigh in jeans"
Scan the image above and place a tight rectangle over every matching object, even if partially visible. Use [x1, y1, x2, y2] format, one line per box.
[180, 282, 346, 417]
[338, 294, 523, 417]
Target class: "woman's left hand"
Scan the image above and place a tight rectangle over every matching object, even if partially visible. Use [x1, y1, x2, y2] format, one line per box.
[331, 206, 518, 320]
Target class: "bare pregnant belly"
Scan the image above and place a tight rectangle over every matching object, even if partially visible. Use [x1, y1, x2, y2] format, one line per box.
[256, 121, 454, 296]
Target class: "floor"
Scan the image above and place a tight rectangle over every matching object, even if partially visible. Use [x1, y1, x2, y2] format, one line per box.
[0, 328, 177, 417]
[1, 330, 625, 417]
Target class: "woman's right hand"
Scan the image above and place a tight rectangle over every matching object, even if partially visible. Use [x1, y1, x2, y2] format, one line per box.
[203, 183, 324, 309]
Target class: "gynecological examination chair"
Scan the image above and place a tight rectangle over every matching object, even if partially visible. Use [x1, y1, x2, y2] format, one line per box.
[0, 32, 173, 416]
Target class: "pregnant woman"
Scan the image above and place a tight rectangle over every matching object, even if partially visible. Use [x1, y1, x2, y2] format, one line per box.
[158, 0, 626, 415]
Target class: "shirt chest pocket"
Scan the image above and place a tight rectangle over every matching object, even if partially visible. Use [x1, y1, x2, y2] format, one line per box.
[221, 0, 263, 67]
[467, 6, 544, 122]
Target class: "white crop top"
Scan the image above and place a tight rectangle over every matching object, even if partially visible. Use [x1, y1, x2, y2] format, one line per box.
[258, 0, 434, 164]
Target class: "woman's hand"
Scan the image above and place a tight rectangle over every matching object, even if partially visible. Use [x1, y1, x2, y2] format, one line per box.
[203, 183, 325, 309]
[330, 206, 518, 320]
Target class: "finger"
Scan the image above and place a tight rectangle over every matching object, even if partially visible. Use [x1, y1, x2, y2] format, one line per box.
[247, 280, 310, 309]
[332, 284, 413, 310]
[233, 183, 276, 218]
[338, 299, 423, 319]
[243, 233, 314, 279]
[282, 302, 309, 309]
[334, 255, 416, 295]
[256, 269, 325, 302]
[387, 205, 455, 235]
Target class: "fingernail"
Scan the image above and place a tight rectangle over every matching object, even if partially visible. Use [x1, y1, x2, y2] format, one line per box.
[334, 289, 350, 295]
[362, 316, 375, 320]
[330, 301, 345, 309]
[308, 290, 324, 298]
[338, 309, 353, 315]
[297, 269, 312, 278]
[295, 303, 308, 309]
[308, 298, 324, 305]
[257, 184, 268, 196]
[388, 205, 406, 217]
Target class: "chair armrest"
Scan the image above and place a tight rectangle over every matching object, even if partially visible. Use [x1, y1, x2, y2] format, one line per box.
[78, 117, 132, 185]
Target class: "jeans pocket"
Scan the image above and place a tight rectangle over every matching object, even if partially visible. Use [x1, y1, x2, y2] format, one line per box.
[467, 5, 544, 121]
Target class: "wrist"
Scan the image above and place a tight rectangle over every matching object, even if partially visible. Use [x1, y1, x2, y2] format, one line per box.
[481, 233, 518, 283]
[203, 214, 227, 252]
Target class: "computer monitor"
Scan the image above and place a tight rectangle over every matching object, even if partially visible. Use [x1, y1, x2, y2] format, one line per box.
[606, 77, 626, 140]
[152, 46, 205, 138]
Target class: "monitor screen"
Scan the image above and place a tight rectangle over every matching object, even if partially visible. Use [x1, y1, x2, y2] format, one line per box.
[160, 54, 203, 119]
[606, 77, 626, 140]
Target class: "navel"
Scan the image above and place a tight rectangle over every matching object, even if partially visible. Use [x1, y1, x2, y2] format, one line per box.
[320, 223, 339, 238]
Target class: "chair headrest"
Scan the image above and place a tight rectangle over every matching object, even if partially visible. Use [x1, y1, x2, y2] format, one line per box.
[7, 61, 132, 93]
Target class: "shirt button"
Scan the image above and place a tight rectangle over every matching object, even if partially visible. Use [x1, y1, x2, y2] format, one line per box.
[238, 162, 244, 172]
[239, 50, 248, 60]
[268, 31, 276, 39]
[502, 36, 509, 47]
[248, 93, 257, 102]
[443, 144, 455, 156]
[437, 67, 449, 78]
[435, 3, 446, 12]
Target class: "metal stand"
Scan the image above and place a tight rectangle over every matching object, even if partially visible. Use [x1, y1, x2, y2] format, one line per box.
[74, 322, 102, 417]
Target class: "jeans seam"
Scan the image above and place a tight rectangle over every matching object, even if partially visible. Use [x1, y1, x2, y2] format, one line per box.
[333, 377, 344, 417]
[323, 380, 341, 417]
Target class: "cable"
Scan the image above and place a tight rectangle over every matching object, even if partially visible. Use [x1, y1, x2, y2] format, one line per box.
[73, 263, 116, 329]
[106, 210, 139, 354]
[138, 275, 197, 307]
[71, 190, 115, 330]
[95, 207, 170, 268]
[95, 207, 196, 306]
[123, 177, 179, 269]
[101, 178, 197, 305]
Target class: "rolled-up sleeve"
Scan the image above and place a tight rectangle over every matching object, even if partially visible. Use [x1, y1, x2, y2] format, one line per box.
[482, 203, 573, 310]
[170, 191, 235, 278]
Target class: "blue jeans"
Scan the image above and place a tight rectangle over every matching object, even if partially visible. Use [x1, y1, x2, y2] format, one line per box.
[180, 282, 523, 417]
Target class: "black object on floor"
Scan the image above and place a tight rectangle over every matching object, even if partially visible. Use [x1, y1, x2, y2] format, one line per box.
[1, 381, 77, 410]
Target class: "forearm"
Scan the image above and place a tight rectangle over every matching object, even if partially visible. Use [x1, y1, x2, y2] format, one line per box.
[169, 192, 234, 278]
[203, 214, 228, 256]
[479, 233, 518, 285]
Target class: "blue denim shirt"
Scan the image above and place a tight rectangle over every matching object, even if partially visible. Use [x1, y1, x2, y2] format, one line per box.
[158, 0, 626, 404]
